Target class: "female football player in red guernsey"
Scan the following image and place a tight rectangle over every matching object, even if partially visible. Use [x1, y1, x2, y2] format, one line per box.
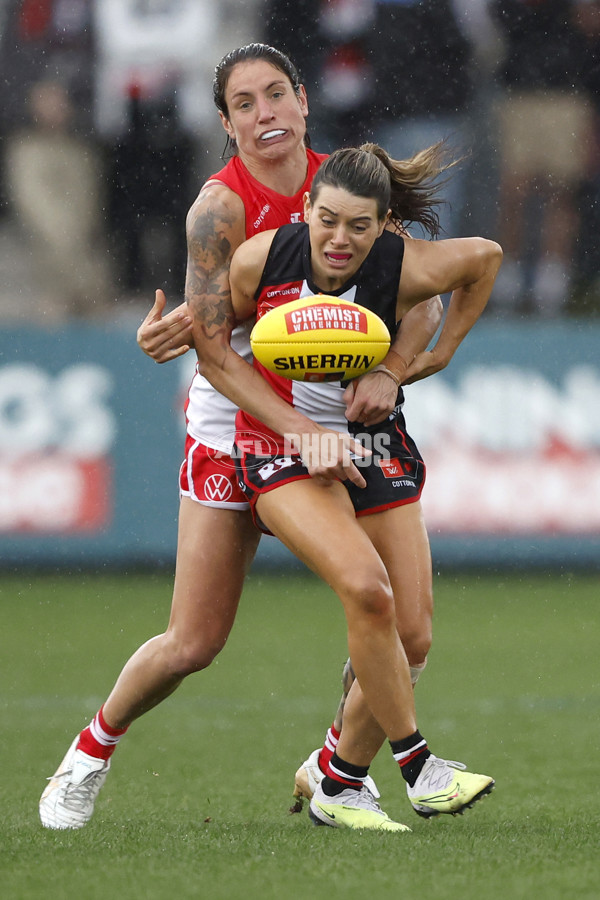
[229, 144, 502, 829]
[39, 44, 440, 831]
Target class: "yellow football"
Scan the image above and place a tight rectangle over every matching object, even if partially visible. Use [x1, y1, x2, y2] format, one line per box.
[250, 295, 391, 382]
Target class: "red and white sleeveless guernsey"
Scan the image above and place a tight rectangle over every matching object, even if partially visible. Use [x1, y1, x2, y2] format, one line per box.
[184, 148, 328, 454]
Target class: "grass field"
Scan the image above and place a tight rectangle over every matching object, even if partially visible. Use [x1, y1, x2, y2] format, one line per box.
[1, 568, 598, 900]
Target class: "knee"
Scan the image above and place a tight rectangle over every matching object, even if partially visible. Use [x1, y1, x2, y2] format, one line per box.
[342, 574, 396, 629]
[396, 584, 433, 665]
[399, 619, 432, 666]
[163, 630, 228, 678]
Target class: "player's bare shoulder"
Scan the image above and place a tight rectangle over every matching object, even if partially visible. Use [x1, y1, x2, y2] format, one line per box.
[186, 180, 247, 265]
[232, 229, 277, 275]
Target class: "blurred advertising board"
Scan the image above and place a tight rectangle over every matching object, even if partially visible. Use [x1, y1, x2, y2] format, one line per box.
[403, 321, 600, 568]
[0, 323, 184, 567]
[0, 321, 598, 570]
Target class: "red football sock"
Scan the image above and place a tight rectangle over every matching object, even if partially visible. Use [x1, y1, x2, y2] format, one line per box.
[318, 724, 340, 774]
[76, 705, 129, 760]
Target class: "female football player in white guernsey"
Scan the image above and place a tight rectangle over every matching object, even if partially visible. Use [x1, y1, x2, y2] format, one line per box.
[227, 144, 502, 828]
[39, 44, 442, 831]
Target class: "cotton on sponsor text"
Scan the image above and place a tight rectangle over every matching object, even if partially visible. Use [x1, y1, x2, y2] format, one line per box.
[265, 286, 301, 300]
[253, 203, 271, 229]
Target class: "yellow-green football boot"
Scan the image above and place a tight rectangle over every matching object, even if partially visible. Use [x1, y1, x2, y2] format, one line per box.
[407, 755, 495, 818]
[309, 783, 411, 832]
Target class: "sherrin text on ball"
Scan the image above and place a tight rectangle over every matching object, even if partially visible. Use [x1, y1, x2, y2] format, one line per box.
[250, 295, 391, 382]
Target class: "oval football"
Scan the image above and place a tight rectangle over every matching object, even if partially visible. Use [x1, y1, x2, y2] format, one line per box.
[250, 295, 391, 382]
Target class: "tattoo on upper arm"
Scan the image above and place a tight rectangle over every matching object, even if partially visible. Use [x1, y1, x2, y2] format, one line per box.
[186, 201, 240, 337]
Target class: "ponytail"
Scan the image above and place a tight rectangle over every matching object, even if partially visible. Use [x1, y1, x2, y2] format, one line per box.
[311, 141, 461, 238]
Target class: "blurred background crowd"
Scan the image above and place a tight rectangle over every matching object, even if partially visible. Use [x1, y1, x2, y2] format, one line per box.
[0, 0, 599, 324]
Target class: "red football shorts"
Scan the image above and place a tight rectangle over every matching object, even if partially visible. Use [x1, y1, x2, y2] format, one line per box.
[179, 434, 249, 509]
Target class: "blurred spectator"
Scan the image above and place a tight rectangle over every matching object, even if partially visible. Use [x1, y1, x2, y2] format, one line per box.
[264, 0, 483, 238]
[489, 0, 595, 317]
[0, 0, 96, 134]
[93, 0, 216, 299]
[93, 0, 217, 140]
[0, 0, 97, 241]
[264, 0, 378, 151]
[3, 78, 115, 320]
[571, 0, 600, 313]
[104, 85, 196, 297]
[368, 0, 479, 238]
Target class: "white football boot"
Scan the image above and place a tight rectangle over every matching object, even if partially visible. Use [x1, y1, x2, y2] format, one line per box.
[39, 736, 110, 829]
[291, 747, 380, 812]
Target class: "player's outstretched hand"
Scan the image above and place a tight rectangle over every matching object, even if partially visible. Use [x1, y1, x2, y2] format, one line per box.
[289, 428, 371, 488]
[137, 290, 194, 364]
[343, 371, 399, 427]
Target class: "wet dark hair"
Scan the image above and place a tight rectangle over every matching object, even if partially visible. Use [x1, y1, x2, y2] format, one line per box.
[213, 43, 309, 158]
[309, 142, 459, 238]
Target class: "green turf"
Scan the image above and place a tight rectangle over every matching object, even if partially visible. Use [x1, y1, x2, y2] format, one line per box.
[1, 569, 598, 899]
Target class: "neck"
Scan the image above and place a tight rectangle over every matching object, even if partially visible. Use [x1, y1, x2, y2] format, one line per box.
[239, 143, 309, 196]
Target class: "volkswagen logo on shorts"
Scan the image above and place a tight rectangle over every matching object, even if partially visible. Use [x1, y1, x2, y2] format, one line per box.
[204, 474, 234, 502]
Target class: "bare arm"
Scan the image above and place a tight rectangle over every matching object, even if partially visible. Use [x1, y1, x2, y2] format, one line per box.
[398, 236, 503, 383]
[344, 231, 501, 425]
[344, 296, 443, 426]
